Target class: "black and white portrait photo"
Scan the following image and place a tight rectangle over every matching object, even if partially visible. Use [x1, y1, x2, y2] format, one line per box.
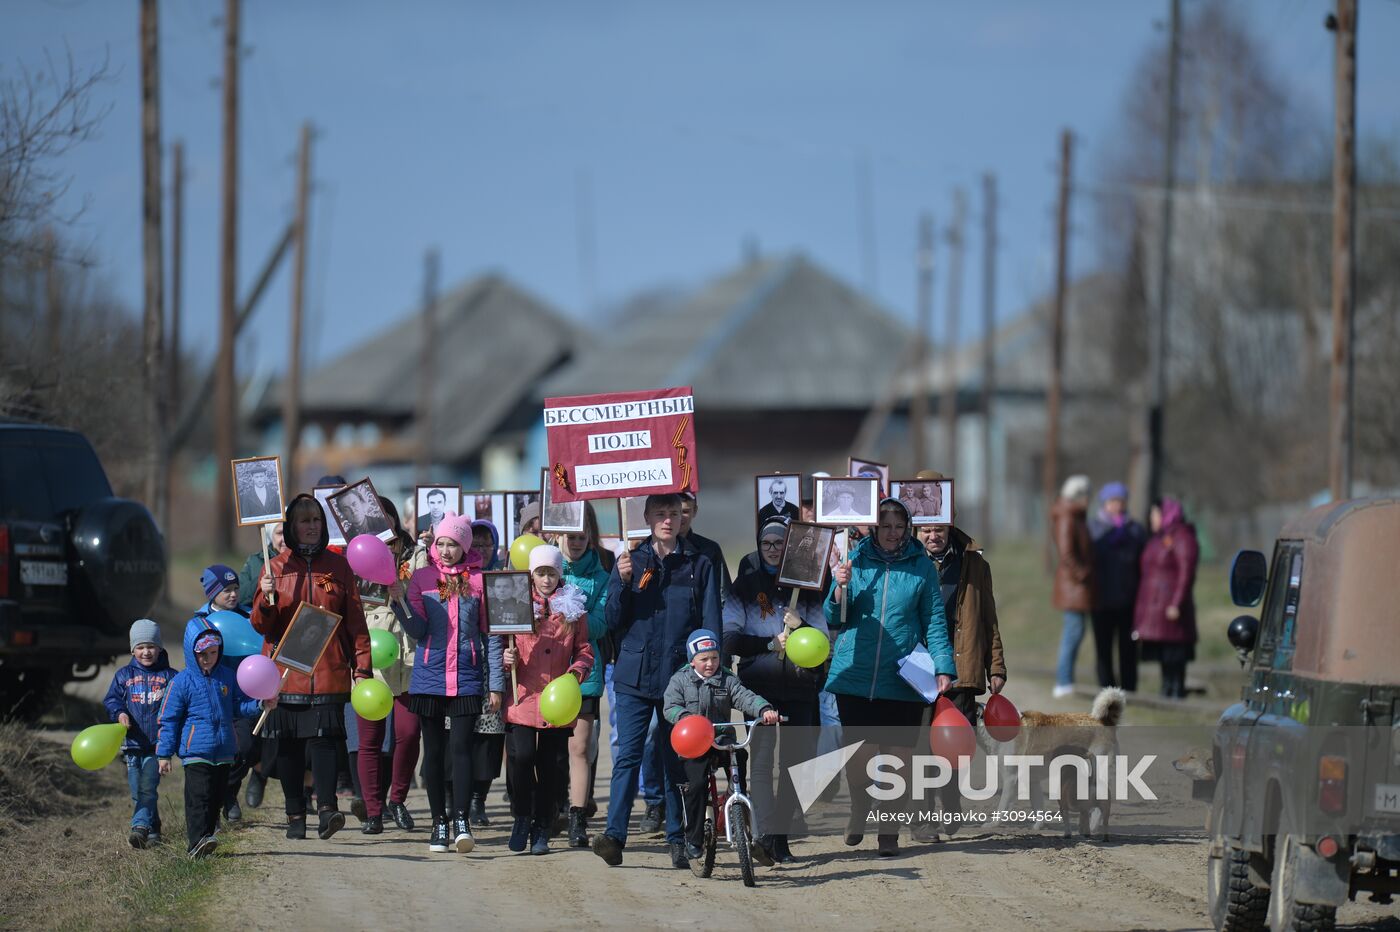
[505, 491, 541, 543]
[328, 478, 394, 543]
[848, 458, 889, 497]
[276, 603, 342, 675]
[483, 571, 535, 635]
[755, 473, 801, 528]
[621, 496, 650, 540]
[466, 491, 506, 543]
[891, 479, 954, 526]
[539, 468, 585, 534]
[314, 485, 347, 546]
[231, 456, 284, 526]
[814, 477, 879, 526]
[416, 485, 461, 536]
[777, 522, 834, 590]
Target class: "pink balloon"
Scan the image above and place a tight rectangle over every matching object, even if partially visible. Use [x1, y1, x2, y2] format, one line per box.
[237, 654, 282, 700]
[347, 534, 397, 585]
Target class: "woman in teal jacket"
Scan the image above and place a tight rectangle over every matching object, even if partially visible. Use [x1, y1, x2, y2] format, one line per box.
[556, 503, 614, 849]
[825, 497, 954, 857]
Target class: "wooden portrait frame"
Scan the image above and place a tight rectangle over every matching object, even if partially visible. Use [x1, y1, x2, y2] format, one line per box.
[327, 477, 395, 544]
[482, 570, 535, 635]
[776, 521, 835, 591]
[231, 455, 286, 527]
[415, 484, 461, 537]
[813, 477, 880, 526]
[503, 490, 541, 543]
[539, 467, 586, 534]
[754, 472, 802, 530]
[463, 491, 507, 544]
[274, 601, 343, 675]
[890, 478, 955, 526]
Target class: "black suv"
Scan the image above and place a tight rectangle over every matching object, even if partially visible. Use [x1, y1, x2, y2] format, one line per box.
[0, 421, 165, 718]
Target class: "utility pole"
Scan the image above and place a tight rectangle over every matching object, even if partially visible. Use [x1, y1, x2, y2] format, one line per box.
[1328, 0, 1357, 501]
[980, 173, 998, 543]
[214, 0, 240, 554]
[169, 140, 183, 404]
[910, 213, 935, 469]
[140, 0, 167, 536]
[1147, 0, 1181, 510]
[1043, 130, 1073, 565]
[940, 188, 966, 470]
[416, 248, 440, 482]
[283, 122, 312, 489]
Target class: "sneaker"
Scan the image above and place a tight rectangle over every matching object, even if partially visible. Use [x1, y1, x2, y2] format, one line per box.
[1052, 684, 1075, 699]
[350, 797, 367, 823]
[224, 799, 242, 823]
[387, 801, 415, 831]
[508, 816, 530, 853]
[637, 802, 663, 835]
[128, 826, 149, 850]
[286, 815, 307, 840]
[361, 815, 383, 835]
[468, 796, 490, 827]
[189, 834, 219, 860]
[529, 821, 550, 856]
[669, 840, 690, 869]
[428, 818, 449, 853]
[245, 770, 266, 809]
[317, 809, 346, 840]
[147, 832, 162, 848]
[591, 833, 623, 866]
[453, 813, 475, 853]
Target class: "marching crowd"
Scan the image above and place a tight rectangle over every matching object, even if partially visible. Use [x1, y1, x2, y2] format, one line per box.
[103, 470, 1198, 865]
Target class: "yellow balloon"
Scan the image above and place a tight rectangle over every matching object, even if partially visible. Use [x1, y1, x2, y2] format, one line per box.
[509, 534, 547, 571]
[71, 723, 127, 771]
[539, 674, 582, 726]
[787, 627, 831, 669]
[351, 679, 393, 721]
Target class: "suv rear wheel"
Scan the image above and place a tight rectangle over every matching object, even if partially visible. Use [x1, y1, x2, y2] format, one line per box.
[1208, 782, 1271, 931]
[1267, 812, 1336, 932]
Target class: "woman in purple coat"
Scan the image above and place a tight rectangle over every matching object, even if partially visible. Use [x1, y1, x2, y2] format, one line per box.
[1133, 498, 1199, 699]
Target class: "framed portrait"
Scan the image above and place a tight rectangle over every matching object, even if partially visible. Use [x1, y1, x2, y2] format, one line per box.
[539, 468, 585, 534]
[813, 477, 880, 526]
[357, 578, 388, 609]
[482, 571, 535, 635]
[590, 499, 623, 539]
[231, 455, 285, 526]
[504, 490, 541, 543]
[833, 529, 850, 562]
[274, 602, 342, 675]
[754, 473, 801, 529]
[327, 477, 395, 543]
[847, 457, 889, 496]
[621, 496, 650, 540]
[777, 521, 835, 591]
[890, 478, 954, 526]
[415, 485, 461, 537]
[313, 484, 347, 547]
[463, 491, 507, 544]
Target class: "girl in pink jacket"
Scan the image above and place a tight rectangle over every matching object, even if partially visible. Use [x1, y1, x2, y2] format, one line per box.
[502, 544, 593, 855]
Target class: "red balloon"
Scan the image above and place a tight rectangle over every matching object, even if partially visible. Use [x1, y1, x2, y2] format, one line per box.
[670, 714, 716, 760]
[983, 693, 1022, 743]
[929, 697, 976, 768]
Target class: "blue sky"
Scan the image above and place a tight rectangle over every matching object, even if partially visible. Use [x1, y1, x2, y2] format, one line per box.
[6, 0, 1399, 377]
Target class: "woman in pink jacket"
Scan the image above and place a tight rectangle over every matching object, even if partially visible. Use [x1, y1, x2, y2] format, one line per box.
[1133, 497, 1199, 699]
[502, 544, 593, 856]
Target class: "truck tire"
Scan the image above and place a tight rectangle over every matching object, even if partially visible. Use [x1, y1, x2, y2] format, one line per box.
[70, 497, 165, 633]
[1268, 822, 1337, 932]
[1208, 782, 1270, 931]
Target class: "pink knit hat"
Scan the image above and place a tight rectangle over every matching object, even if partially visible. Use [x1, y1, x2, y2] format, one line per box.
[434, 512, 472, 550]
[528, 544, 564, 574]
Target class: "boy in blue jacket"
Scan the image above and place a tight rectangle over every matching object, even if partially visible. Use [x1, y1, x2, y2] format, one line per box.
[157, 627, 271, 858]
[102, 619, 176, 849]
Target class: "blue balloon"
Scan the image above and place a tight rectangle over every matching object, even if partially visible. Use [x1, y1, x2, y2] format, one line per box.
[206, 609, 264, 658]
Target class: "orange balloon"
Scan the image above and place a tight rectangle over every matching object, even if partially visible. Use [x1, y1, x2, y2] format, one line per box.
[983, 693, 1022, 743]
[929, 696, 976, 767]
[670, 714, 716, 760]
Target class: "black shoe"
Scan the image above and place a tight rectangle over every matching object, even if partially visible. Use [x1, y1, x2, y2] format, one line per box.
[591, 833, 623, 866]
[429, 818, 449, 853]
[317, 809, 346, 840]
[361, 815, 383, 835]
[772, 835, 795, 863]
[350, 797, 367, 823]
[245, 770, 265, 809]
[286, 815, 307, 840]
[751, 834, 775, 867]
[128, 826, 149, 849]
[685, 841, 703, 860]
[224, 799, 242, 823]
[877, 833, 899, 857]
[637, 802, 663, 835]
[387, 801, 415, 831]
[189, 834, 218, 860]
[568, 807, 588, 848]
[508, 816, 530, 853]
[468, 796, 490, 827]
[530, 821, 550, 856]
[453, 813, 475, 853]
[669, 840, 690, 869]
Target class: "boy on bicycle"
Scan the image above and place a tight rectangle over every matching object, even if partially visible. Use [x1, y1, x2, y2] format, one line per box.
[663, 629, 778, 860]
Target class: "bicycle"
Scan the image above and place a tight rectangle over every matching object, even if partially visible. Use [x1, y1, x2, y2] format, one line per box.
[690, 719, 781, 887]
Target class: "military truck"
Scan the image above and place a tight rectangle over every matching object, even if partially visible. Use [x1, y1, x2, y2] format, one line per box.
[0, 421, 166, 719]
[1204, 497, 1400, 931]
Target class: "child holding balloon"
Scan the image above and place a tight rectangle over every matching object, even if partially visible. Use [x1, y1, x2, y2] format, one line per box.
[502, 544, 593, 856]
[102, 618, 176, 849]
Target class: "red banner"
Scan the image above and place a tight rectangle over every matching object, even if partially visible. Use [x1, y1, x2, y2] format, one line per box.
[543, 387, 699, 503]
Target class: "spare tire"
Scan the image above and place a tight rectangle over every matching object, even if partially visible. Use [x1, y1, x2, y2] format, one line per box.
[71, 497, 166, 633]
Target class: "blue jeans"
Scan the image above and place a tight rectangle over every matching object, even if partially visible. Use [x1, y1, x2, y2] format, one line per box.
[607, 664, 660, 803]
[604, 691, 685, 845]
[816, 689, 842, 758]
[1056, 610, 1088, 687]
[125, 753, 161, 831]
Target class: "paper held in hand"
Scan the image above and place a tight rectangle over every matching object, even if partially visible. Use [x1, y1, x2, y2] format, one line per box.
[897, 643, 942, 703]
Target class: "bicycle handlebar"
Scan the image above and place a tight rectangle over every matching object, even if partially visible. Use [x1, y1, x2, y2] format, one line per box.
[711, 716, 787, 751]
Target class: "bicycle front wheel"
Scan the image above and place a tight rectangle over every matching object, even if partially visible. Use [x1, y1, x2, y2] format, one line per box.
[732, 806, 756, 887]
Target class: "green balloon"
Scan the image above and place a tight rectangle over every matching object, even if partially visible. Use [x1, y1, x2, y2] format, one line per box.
[351, 679, 393, 721]
[787, 627, 830, 669]
[539, 674, 582, 726]
[369, 629, 397, 670]
[71, 723, 126, 771]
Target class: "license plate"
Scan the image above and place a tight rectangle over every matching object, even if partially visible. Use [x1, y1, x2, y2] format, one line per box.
[19, 560, 68, 586]
[1375, 784, 1400, 813]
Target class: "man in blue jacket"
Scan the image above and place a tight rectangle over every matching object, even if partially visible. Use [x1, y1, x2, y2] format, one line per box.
[592, 493, 721, 870]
